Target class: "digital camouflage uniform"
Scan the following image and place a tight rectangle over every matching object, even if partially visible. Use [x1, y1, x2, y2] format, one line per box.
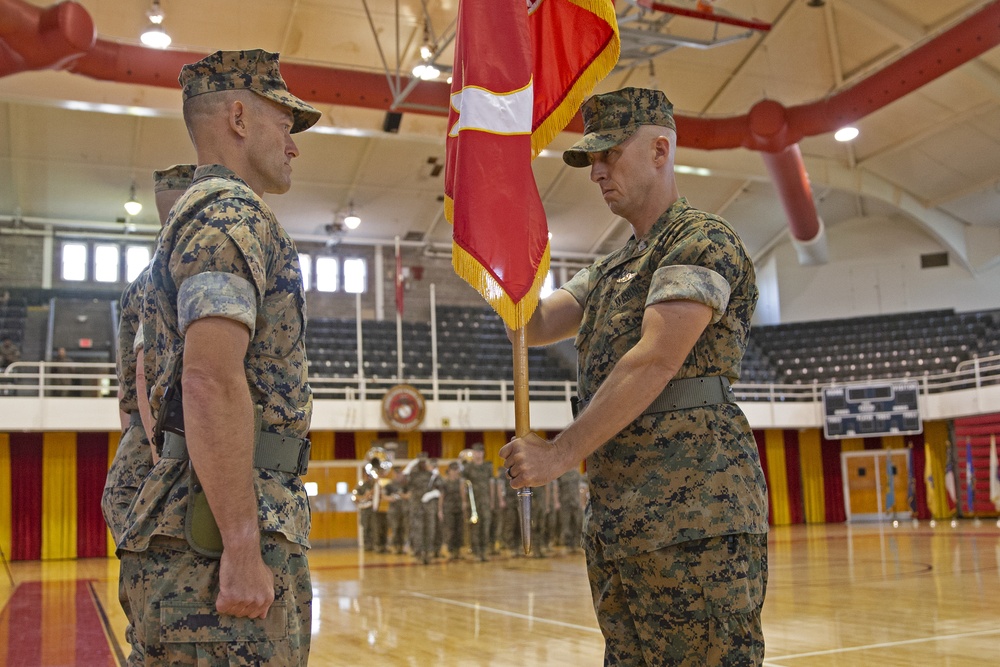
[556, 468, 584, 551]
[101, 268, 153, 662]
[103, 269, 153, 546]
[119, 48, 320, 667]
[561, 88, 768, 666]
[384, 474, 408, 554]
[405, 464, 439, 563]
[440, 474, 466, 558]
[500, 469, 521, 553]
[462, 460, 494, 559]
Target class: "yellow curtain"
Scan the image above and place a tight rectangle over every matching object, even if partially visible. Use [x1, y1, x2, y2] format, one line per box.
[42, 432, 77, 560]
[923, 421, 953, 519]
[881, 435, 904, 451]
[441, 431, 466, 460]
[107, 432, 118, 557]
[483, 431, 507, 467]
[0, 434, 11, 560]
[765, 429, 791, 526]
[354, 431, 378, 459]
[309, 431, 335, 461]
[395, 430, 423, 459]
[840, 438, 865, 452]
[799, 429, 826, 524]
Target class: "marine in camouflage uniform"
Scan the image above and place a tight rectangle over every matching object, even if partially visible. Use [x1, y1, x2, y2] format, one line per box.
[555, 467, 584, 552]
[119, 49, 320, 666]
[461, 443, 495, 561]
[501, 87, 768, 666]
[498, 467, 521, 554]
[102, 164, 193, 662]
[440, 462, 467, 560]
[404, 456, 439, 564]
[384, 468, 408, 554]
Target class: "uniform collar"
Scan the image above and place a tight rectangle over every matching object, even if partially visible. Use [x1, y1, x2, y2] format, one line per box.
[193, 164, 252, 190]
[595, 197, 691, 274]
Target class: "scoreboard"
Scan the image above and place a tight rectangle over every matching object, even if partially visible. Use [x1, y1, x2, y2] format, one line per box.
[822, 382, 922, 439]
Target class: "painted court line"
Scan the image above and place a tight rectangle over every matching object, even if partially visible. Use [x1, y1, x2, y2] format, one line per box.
[763, 627, 1000, 663]
[407, 591, 602, 634]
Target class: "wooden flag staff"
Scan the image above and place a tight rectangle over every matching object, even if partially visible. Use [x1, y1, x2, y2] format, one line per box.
[512, 327, 532, 555]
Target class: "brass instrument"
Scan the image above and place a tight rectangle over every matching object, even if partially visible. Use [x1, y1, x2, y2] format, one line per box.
[465, 480, 479, 524]
[364, 446, 394, 479]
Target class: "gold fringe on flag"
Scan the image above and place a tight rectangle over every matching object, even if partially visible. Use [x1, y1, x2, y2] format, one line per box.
[530, 0, 621, 159]
[452, 240, 551, 331]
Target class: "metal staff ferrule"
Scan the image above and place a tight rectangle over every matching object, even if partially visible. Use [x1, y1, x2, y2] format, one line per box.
[517, 488, 532, 555]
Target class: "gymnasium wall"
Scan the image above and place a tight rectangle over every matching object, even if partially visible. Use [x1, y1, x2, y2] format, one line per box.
[0, 420, 983, 561]
[763, 216, 1000, 325]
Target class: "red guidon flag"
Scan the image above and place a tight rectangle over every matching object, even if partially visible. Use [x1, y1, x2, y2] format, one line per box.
[445, 0, 619, 329]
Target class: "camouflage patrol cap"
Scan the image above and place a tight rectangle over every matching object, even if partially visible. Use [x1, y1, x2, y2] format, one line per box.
[563, 87, 675, 168]
[179, 49, 321, 133]
[471, 442, 484, 451]
[152, 164, 195, 193]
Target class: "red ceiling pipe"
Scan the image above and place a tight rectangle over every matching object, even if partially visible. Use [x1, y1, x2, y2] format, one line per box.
[635, 0, 772, 32]
[3, 0, 997, 148]
[0, 0, 94, 75]
[760, 145, 828, 264]
[69, 39, 450, 114]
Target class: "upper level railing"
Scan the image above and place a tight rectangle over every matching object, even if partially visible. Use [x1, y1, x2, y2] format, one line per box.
[5, 353, 1000, 403]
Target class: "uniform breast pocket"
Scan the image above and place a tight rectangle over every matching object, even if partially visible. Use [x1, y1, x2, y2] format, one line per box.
[605, 311, 642, 343]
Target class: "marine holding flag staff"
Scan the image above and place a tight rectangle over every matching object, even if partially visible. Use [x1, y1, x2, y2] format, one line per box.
[499, 87, 769, 666]
[118, 49, 319, 665]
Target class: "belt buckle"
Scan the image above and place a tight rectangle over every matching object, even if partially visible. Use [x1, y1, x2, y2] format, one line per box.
[296, 438, 312, 475]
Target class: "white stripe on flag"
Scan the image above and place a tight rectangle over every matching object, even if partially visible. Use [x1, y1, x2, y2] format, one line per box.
[449, 82, 534, 137]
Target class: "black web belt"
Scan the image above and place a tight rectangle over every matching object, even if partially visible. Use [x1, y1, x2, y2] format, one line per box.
[160, 430, 311, 475]
[572, 375, 734, 419]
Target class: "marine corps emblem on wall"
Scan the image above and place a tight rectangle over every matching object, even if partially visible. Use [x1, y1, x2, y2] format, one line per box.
[381, 385, 426, 431]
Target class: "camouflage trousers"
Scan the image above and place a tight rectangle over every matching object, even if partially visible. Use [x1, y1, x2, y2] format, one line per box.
[586, 532, 767, 666]
[101, 416, 152, 545]
[120, 533, 311, 666]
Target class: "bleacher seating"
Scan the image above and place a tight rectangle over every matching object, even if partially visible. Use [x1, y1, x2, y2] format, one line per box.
[746, 308, 1000, 385]
[306, 305, 575, 382]
[0, 298, 28, 345]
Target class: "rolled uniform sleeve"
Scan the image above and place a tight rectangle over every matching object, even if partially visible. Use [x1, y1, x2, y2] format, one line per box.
[560, 267, 591, 307]
[647, 264, 730, 324]
[177, 272, 257, 336]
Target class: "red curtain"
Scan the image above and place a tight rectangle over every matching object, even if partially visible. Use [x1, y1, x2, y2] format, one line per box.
[464, 431, 485, 448]
[752, 430, 774, 525]
[76, 433, 108, 558]
[333, 431, 355, 460]
[820, 435, 846, 523]
[421, 431, 442, 458]
[10, 432, 43, 560]
[782, 430, 805, 524]
[907, 433, 931, 520]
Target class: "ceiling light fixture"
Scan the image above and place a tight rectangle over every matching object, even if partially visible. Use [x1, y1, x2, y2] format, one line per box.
[834, 126, 859, 142]
[411, 21, 439, 81]
[140, 0, 172, 49]
[343, 203, 361, 230]
[124, 181, 142, 216]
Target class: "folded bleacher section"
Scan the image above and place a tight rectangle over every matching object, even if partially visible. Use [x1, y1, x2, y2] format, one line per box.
[306, 305, 575, 383]
[746, 309, 1000, 385]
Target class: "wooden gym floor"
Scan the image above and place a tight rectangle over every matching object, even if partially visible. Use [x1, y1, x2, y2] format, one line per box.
[1, 522, 998, 666]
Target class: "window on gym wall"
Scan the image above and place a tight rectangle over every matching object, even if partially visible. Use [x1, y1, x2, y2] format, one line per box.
[125, 246, 151, 282]
[299, 253, 312, 291]
[93, 244, 120, 283]
[61, 242, 88, 281]
[315, 256, 338, 292]
[343, 258, 366, 293]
